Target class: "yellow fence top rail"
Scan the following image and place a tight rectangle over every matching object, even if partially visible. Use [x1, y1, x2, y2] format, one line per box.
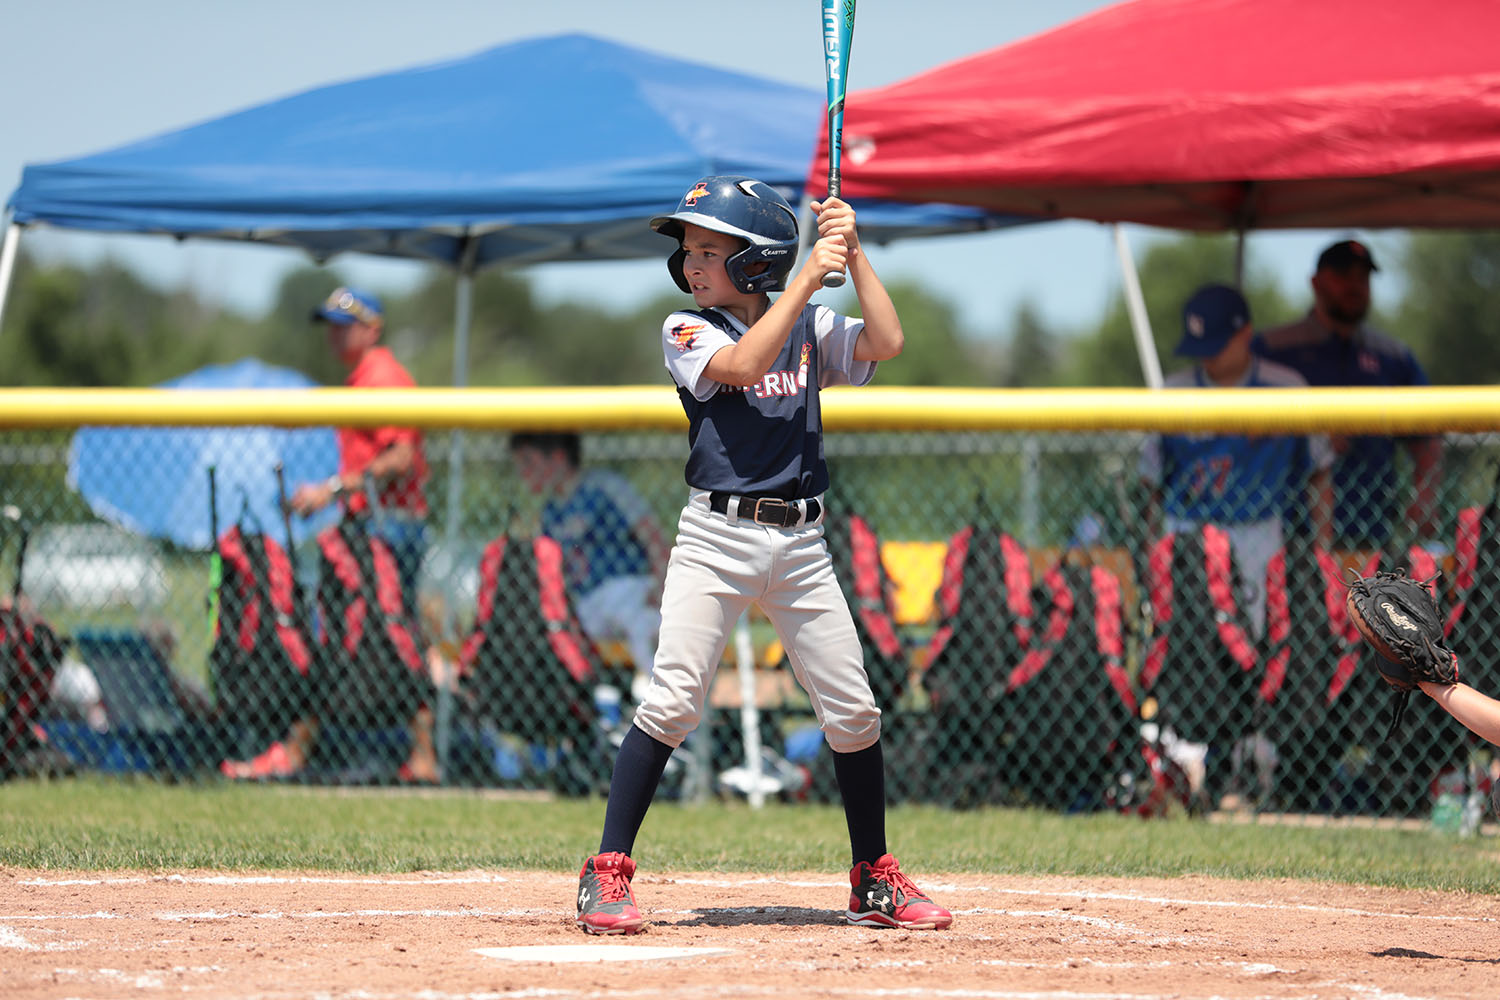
[0, 385, 1497, 433]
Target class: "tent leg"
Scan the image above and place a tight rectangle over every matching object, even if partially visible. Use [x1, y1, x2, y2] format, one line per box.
[1020, 437, 1040, 546]
[436, 250, 477, 783]
[734, 612, 764, 809]
[444, 268, 474, 531]
[1112, 224, 1163, 390]
[794, 193, 816, 266]
[1233, 228, 1247, 287]
[0, 219, 22, 340]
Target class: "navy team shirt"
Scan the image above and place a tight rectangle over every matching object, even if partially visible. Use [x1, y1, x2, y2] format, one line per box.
[1253, 312, 1432, 545]
[541, 468, 655, 596]
[661, 305, 874, 499]
[1140, 359, 1332, 525]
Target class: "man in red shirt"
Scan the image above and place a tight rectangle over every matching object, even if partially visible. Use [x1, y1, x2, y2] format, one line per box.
[290, 286, 429, 604]
[222, 287, 437, 783]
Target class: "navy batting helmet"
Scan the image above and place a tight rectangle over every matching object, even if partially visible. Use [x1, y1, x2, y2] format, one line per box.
[650, 176, 800, 294]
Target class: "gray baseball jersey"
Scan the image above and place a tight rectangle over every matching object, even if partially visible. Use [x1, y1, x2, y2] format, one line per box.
[631, 303, 882, 752]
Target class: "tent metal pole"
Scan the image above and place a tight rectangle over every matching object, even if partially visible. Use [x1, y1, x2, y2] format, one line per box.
[444, 252, 476, 538]
[794, 193, 816, 265]
[436, 236, 478, 784]
[0, 219, 22, 339]
[1112, 224, 1163, 390]
[1234, 228, 1247, 287]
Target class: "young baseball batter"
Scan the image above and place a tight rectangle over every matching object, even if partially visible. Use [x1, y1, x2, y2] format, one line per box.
[574, 175, 952, 935]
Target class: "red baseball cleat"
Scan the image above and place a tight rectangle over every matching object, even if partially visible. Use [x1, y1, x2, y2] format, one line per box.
[576, 852, 645, 935]
[846, 854, 953, 929]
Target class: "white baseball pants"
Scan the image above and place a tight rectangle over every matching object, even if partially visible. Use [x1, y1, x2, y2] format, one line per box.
[631, 492, 880, 753]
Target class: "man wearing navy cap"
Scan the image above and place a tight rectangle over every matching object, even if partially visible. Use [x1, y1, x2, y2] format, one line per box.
[1254, 240, 1442, 550]
[1140, 283, 1334, 811]
[1141, 283, 1334, 636]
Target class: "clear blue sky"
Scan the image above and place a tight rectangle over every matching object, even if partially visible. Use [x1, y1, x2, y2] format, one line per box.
[2, 0, 1379, 340]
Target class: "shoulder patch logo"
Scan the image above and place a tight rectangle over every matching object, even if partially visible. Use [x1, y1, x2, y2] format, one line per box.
[670, 320, 706, 353]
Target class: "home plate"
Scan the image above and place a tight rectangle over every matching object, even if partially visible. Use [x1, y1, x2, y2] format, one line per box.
[475, 944, 734, 963]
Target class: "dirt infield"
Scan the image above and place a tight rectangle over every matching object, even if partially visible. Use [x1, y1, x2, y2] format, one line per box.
[4, 866, 1496, 999]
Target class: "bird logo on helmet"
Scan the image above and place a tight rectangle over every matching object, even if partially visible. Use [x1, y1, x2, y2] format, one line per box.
[650, 175, 801, 294]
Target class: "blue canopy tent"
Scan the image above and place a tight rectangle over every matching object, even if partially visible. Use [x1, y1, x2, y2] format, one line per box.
[1, 32, 1020, 534]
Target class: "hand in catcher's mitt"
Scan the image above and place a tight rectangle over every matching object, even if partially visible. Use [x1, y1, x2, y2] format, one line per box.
[1345, 570, 1458, 739]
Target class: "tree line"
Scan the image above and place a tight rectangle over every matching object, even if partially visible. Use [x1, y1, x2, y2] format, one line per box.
[1, 231, 1496, 389]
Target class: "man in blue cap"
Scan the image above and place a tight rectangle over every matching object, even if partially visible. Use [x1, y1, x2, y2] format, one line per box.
[1254, 240, 1442, 551]
[292, 286, 429, 603]
[1141, 282, 1334, 636]
[222, 285, 437, 784]
[1139, 283, 1336, 813]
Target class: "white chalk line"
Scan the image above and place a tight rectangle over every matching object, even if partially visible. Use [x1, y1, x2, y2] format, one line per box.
[18, 924, 1438, 1000]
[980, 908, 1205, 946]
[2, 907, 543, 922]
[1, 911, 122, 922]
[0, 923, 42, 950]
[18, 872, 510, 887]
[977, 883, 1500, 926]
[235, 992, 1166, 1000]
[0, 905, 1123, 924]
[26, 962, 1438, 1000]
[668, 875, 1497, 925]
[0, 903, 1204, 955]
[19, 869, 1488, 926]
[229, 986, 1435, 1000]
[4, 893, 1481, 936]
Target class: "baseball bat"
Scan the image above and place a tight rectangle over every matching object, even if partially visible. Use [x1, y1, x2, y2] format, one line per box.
[273, 461, 313, 636]
[274, 463, 296, 561]
[820, 0, 856, 289]
[2, 504, 25, 602]
[206, 465, 221, 649]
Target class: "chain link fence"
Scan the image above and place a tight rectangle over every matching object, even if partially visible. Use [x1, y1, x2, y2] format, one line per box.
[3, 417, 1497, 826]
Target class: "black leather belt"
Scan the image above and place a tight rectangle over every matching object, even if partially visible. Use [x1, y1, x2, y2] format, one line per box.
[708, 492, 822, 528]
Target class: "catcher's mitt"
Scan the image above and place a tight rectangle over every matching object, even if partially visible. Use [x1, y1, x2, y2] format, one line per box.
[1344, 570, 1458, 739]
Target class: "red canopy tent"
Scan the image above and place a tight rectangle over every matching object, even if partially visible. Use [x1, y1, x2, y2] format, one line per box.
[807, 0, 1500, 231]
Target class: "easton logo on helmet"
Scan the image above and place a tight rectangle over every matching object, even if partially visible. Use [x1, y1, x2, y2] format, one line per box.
[650, 175, 801, 295]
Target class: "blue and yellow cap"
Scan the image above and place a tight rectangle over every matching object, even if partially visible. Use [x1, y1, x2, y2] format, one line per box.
[311, 286, 383, 325]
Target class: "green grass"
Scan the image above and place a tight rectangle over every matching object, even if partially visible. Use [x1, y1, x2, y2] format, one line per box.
[3, 777, 1498, 893]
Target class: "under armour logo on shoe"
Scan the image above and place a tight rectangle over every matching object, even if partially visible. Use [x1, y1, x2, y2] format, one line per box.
[578, 886, 591, 910]
[867, 890, 893, 914]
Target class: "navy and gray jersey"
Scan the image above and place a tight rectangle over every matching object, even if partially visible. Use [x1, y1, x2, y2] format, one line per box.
[661, 304, 874, 498]
[1253, 312, 1432, 544]
[1140, 359, 1334, 525]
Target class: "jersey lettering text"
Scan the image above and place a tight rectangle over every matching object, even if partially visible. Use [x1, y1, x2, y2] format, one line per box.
[756, 370, 802, 399]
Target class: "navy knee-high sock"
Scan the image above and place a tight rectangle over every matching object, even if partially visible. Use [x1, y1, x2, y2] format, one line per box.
[598, 724, 677, 856]
[832, 741, 888, 867]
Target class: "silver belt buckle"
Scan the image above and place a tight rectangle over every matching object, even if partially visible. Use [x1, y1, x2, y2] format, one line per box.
[753, 497, 792, 526]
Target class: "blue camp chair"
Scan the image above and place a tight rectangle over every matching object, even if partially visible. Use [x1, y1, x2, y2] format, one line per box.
[42, 628, 211, 774]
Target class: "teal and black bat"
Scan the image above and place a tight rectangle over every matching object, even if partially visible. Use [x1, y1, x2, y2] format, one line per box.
[820, 0, 856, 288]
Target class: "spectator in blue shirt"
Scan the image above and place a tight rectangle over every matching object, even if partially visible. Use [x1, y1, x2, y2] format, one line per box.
[1142, 283, 1333, 636]
[509, 432, 671, 703]
[1253, 240, 1442, 550]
